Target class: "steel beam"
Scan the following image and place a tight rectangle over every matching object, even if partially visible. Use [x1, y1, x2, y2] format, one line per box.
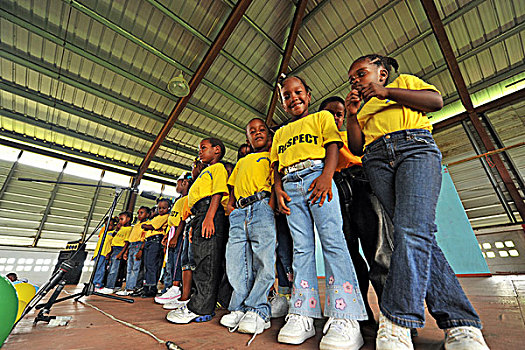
[32, 161, 68, 247]
[66, 0, 265, 118]
[421, 0, 525, 222]
[265, 0, 309, 125]
[301, 0, 331, 26]
[130, 0, 253, 211]
[0, 136, 179, 186]
[0, 109, 191, 171]
[0, 150, 23, 200]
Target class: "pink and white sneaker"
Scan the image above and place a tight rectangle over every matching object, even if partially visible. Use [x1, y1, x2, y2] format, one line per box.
[154, 286, 181, 304]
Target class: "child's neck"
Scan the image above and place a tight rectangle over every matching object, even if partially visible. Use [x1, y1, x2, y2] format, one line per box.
[253, 146, 269, 153]
[291, 110, 309, 121]
[205, 158, 219, 166]
[180, 189, 189, 196]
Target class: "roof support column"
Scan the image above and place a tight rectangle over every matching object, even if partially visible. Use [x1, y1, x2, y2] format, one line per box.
[421, 0, 525, 222]
[0, 150, 23, 200]
[265, 0, 309, 126]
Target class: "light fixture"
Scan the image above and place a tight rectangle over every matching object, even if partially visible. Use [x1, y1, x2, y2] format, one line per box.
[167, 71, 190, 97]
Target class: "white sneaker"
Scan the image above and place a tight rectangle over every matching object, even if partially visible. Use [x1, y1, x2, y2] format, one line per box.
[270, 294, 289, 318]
[220, 310, 245, 328]
[278, 313, 315, 345]
[155, 286, 181, 304]
[376, 312, 413, 350]
[444, 326, 490, 349]
[238, 311, 271, 334]
[320, 318, 364, 350]
[163, 299, 189, 310]
[115, 289, 133, 296]
[97, 287, 114, 295]
[166, 305, 199, 324]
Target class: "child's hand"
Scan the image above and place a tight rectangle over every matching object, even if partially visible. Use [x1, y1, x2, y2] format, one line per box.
[116, 252, 123, 260]
[345, 89, 362, 115]
[135, 250, 142, 260]
[308, 173, 333, 207]
[275, 187, 291, 215]
[226, 203, 235, 216]
[360, 82, 388, 101]
[188, 228, 193, 243]
[105, 254, 111, 260]
[123, 252, 128, 260]
[202, 217, 215, 239]
[161, 236, 167, 246]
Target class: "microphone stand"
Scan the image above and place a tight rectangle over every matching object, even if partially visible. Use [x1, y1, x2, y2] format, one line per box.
[14, 179, 135, 328]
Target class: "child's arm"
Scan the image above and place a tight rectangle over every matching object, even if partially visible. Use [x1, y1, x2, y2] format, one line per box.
[169, 222, 185, 248]
[269, 185, 276, 211]
[121, 241, 130, 260]
[274, 163, 291, 215]
[116, 242, 127, 260]
[136, 242, 145, 260]
[345, 89, 365, 156]
[308, 142, 339, 207]
[359, 83, 443, 112]
[202, 193, 222, 239]
[141, 223, 154, 230]
[106, 247, 113, 260]
[226, 185, 236, 215]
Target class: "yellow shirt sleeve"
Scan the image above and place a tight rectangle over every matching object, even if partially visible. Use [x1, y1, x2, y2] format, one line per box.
[151, 214, 169, 232]
[167, 197, 185, 230]
[358, 74, 440, 147]
[181, 197, 191, 220]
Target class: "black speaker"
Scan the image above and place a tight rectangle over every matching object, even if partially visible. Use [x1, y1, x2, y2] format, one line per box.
[53, 247, 88, 285]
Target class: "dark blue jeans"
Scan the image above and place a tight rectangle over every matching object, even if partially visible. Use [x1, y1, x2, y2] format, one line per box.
[164, 234, 183, 287]
[144, 235, 164, 287]
[363, 129, 481, 329]
[275, 213, 293, 295]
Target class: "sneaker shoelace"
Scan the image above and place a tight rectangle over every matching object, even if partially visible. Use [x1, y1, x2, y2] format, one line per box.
[228, 311, 246, 333]
[446, 327, 481, 344]
[323, 318, 356, 338]
[285, 314, 313, 332]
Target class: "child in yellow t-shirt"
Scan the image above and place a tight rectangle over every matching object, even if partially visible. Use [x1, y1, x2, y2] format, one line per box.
[271, 75, 367, 347]
[219, 118, 276, 338]
[346, 54, 487, 349]
[115, 206, 150, 296]
[167, 138, 228, 324]
[93, 216, 116, 290]
[139, 198, 170, 298]
[98, 211, 132, 294]
[156, 173, 193, 304]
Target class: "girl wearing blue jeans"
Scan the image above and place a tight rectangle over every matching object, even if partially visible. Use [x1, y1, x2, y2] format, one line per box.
[271, 75, 367, 350]
[346, 54, 489, 350]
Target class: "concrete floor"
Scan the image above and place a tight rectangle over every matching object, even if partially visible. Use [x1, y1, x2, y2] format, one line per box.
[5, 275, 525, 349]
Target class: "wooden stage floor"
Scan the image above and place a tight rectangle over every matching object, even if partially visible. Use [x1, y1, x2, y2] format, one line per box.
[5, 275, 525, 349]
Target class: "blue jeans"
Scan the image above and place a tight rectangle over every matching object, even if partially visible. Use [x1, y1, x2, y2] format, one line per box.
[181, 224, 195, 271]
[363, 129, 482, 329]
[226, 198, 276, 321]
[106, 246, 124, 289]
[282, 164, 367, 320]
[164, 234, 183, 287]
[144, 235, 164, 287]
[93, 254, 107, 288]
[126, 242, 142, 290]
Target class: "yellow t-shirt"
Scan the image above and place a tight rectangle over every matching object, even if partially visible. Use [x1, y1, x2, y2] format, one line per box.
[167, 196, 186, 231]
[358, 74, 440, 147]
[228, 152, 272, 200]
[126, 223, 145, 243]
[336, 131, 362, 172]
[145, 213, 168, 238]
[93, 228, 113, 257]
[111, 226, 131, 247]
[181, 196, 191, 221]
[270, 111, 343, 173]
[188, 162, 228, 209]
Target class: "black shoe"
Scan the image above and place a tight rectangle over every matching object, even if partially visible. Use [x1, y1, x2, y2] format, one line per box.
[131, 287, 145, 297]
[141, 286, 157, 298]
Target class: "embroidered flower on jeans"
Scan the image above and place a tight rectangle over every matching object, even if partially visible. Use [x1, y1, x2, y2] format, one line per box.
[328, 276, 335, 285]
[300, 280, 309, 289]
[309, 297, 317, 308]
[294, 299, 303, 308]
[343, 282, 353, 294]
[335, 298, 347, 311]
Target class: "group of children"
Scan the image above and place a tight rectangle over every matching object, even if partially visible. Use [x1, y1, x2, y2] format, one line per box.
[92, 54, 490, 350]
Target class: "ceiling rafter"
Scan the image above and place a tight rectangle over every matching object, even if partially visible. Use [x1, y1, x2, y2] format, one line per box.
[0, 48, 240, 152]
[421, 0, 525, 222]
[132, 0, 253, 196]
[65, 0, 266, 119]
[0, 8, 244, 134]
[265, 0, 309, 125]
[0, 108, 191, 171]
[146, 0, 272, 89]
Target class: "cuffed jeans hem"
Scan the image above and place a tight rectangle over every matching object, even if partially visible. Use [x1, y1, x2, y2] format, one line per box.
[247, 307, 271, 322]
[182, 265, 196, 271]
[289, 307, 323, 319]
[380, 306, 425, 328]
[439, 319, 483, 330]
[324, 310, 368, 320]
[229, 306, 247, 313]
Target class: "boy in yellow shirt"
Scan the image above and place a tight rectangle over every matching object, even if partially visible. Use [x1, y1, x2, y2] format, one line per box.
[98, 212, 132, 294]
[167, 138, 228, 324]
[140, 198, 170, 298]
[93, 217, 116, 290]
[220, 118, 276, 340]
